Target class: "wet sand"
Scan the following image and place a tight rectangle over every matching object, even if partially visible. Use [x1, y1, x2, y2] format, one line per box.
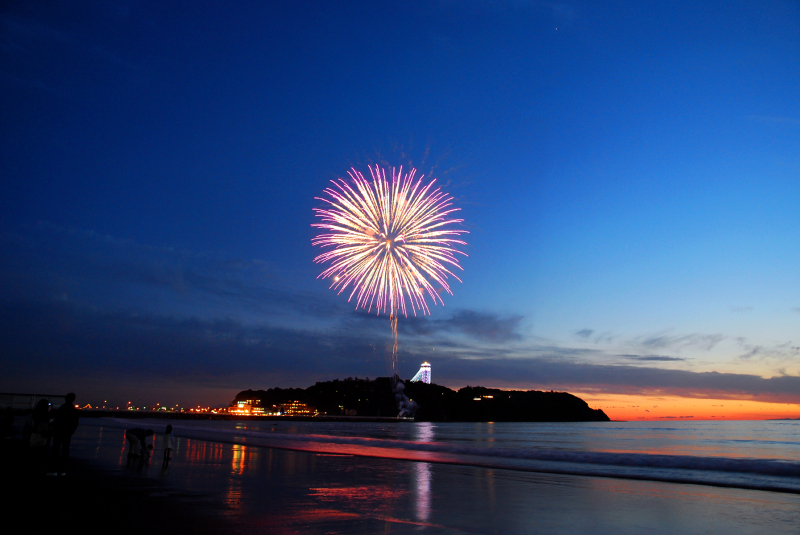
[6, 421, 800, 534]
[1, 442, 232, 535]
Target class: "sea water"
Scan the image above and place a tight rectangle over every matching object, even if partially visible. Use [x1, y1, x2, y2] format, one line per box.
[88, 418, 800, 493]
[74, 419, 800, 534]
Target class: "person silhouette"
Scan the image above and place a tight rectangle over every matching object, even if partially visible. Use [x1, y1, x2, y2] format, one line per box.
[30, 399, 51, 472]
[163, 424, 174, 464]
[49, 393, 79, 476]
[126, 427, 153, 458]
[1, 406, 13, 442]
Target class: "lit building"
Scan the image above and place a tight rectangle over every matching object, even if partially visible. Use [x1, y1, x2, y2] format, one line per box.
[228, 399, 317, 416]
[410, 362, 431, 384]
[229, 399, 266, 415]
[278, 400, 317, 416]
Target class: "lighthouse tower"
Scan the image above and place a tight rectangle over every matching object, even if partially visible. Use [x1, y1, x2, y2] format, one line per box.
[410, 362, 431, 384]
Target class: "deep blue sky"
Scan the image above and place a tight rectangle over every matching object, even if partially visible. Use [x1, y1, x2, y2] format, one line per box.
[2, 1, 799, 408]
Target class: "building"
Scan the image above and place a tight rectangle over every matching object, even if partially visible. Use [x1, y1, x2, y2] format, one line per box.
[228, 399, 317, 416]
[278, 401, 317, 416]
[229, 399, 268, 415]
[410, 362, 431, 384]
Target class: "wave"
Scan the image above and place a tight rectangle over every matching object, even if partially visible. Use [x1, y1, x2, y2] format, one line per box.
[91, 418, 800, 493]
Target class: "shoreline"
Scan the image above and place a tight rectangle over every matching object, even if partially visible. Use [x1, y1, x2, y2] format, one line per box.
[76, 409, 413, 422]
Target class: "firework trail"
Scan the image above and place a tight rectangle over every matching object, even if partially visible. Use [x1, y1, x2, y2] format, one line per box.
[312, 165, 467, 387]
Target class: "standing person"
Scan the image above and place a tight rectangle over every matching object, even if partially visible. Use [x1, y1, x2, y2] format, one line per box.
[163, 424, 174, 463]
[21, 410, 33, 448]
[30, 399, 50, 472]
[49, 393, 79, 476]
[30, 399, 51, 447]
[1, 407, 14, 441]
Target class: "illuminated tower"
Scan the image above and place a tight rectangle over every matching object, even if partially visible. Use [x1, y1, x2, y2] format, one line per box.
[410, 362, 431, 384]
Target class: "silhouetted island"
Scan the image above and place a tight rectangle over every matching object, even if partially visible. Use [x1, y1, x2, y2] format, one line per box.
[234, 377, 610, 422]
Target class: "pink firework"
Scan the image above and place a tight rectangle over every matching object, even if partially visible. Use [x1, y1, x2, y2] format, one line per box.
[312, 165, 467, 317]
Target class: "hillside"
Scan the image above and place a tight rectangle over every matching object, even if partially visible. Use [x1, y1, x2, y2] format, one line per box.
[234, 378, 610, 422]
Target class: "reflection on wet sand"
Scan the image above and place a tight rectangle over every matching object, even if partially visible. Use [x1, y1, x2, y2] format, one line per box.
[231, 443, 252, 475]
[413, 422, 435, 523]
[117, 429, 126, 465]
[309, 485, 406, 505]
[226, 444, 248, 513]
[69, 423, 800, 535]
[184, 438, 225, 466]
[414, 462, 431, 522]
[485, 468, 496, 509]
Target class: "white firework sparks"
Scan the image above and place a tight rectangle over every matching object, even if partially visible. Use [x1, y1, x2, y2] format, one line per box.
[312, 165, 467, 317]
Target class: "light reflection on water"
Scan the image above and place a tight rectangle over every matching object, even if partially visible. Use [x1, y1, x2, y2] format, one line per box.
[413, 422, 435, 522]
[414, 462, 431, 522]
[231, 443, 246, 475]
[124, 419, 799, 460]
[84, 419, 800, 494]
[69, 423, 800, 534]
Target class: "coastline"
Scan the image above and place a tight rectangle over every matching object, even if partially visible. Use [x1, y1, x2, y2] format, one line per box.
[77, 409, 413, 422]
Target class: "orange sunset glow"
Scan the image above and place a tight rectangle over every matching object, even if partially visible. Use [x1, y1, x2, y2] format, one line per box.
[578, 392, 800, 421]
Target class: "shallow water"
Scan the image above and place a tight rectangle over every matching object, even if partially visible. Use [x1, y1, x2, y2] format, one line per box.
[87, 418, 800, 493]
[70, 419, 800, 534]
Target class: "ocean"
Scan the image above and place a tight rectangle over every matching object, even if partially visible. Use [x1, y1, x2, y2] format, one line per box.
[74, 418, 800, 534]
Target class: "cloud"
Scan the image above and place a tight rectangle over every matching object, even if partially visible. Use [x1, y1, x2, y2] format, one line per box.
[573, 329, 618, 345]
[638, 332, 724, 351]
[446, 310, 523, 342]
[382, 310, 524, 343]
[734, 338, 799, 363]
[0, 222, 344, 320]
[739, 346, 763, 360]
[2, 295, 800, 407]
[0, 298, 386, 401]
[792, 308, 800, 314]
[622, 355, 686, 362]
[430, 356, 800, 404]
[575, 329, 593, 339]
[3, 223, 798, 407]
[576, 327, 725, 352]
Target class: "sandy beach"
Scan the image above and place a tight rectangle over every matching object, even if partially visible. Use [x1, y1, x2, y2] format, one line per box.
[5, 419, 799, 534]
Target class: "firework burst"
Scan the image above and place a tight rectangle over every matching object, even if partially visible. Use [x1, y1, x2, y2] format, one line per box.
[312, 165, 467, 317]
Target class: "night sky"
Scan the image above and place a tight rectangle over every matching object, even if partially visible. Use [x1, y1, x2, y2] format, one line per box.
[2, 1, 799, 417]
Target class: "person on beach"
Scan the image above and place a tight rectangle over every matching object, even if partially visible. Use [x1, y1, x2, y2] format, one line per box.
[1, 407, 14, 441]
[163, 424, 174, 463]
[29, 399, 50, 448]
[48, 393, 79, 476]
[21, 410, 33, 448]
[29, 399, 51, 472]
[126, 428, 153, 458]
[125, 428, 140, 458]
